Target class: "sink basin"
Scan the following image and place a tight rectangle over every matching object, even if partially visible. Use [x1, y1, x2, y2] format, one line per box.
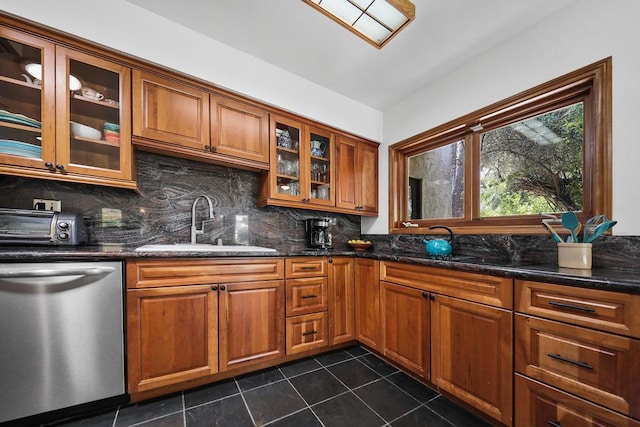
[134, 244, 277, 253]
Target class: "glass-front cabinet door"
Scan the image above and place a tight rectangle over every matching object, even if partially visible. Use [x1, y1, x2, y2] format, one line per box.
[55, 46, 131, 181]
[0, 26, 56, 169]
[307, 126, 334, 206]
[272, 115, 304, 201]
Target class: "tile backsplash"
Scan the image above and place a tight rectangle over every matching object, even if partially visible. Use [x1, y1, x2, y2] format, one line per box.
[0, 151, 361, 251]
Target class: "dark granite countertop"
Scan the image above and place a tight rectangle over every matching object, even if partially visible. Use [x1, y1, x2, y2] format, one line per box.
[1, 245, 638, 294]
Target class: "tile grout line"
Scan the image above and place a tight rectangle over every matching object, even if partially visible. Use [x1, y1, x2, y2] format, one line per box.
[181, 391, 186, 427]
[257, 366, 326, 427]
[318, 361, 388, 425]
[234, 376, 258, 427]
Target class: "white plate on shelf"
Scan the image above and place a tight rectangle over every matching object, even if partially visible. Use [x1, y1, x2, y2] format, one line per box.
[70, 121, 101, 140]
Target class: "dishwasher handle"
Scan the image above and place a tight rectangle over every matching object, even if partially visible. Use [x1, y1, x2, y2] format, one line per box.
[0, 266, 116, 279]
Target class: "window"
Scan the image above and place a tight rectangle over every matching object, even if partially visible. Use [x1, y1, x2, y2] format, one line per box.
[389, 58, 611, 235]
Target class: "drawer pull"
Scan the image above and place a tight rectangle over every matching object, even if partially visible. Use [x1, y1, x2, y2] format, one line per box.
[547, 353, 594, 370]
[301, 294, 318, 299]
[302, 330, 318, 336]
[547, 421, 562, 427]
[548, 301, 596, 313]
[299, 266, 318, 271]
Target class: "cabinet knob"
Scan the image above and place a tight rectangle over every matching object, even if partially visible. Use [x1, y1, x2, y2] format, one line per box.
[422, 291, 429, 298]
[429, 294, 435, 301]
[44, 162, 55, 170]
[328, 258, 333, 263]
[211, 285, 218, 291]
[55, 164, 65, 171]
[204, 145, 211, 152]
[219, 285, 226, 291]
[210, 146, 217, 152]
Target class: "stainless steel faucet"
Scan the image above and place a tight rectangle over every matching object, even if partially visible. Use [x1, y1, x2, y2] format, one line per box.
[190, 195, 216, 244]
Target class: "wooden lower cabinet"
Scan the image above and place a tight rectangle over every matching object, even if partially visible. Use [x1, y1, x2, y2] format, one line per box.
[380, 281, 430, 379]
[328, 257, 355, 345]
[431, 294, 513, 426]
[354, 258, 380, 350]
[516, 374, 640, 427]
[219, 280, 285, 371]
[515, 314, 640, 419]
[127, 285, 218, 393]
[286, 312, 328, 354]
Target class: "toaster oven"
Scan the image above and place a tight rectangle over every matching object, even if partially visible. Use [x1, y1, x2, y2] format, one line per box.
[0, 208, 87, 245]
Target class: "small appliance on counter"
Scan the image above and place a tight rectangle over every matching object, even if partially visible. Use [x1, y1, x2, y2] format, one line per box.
[306, 217, 333, 249]
[0, 207, 87, 245]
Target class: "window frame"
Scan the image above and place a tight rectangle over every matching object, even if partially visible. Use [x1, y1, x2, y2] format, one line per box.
[389, 58, 612, 235]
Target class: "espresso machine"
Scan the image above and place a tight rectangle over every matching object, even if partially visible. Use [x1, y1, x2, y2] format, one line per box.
[306, 218, 333, 249]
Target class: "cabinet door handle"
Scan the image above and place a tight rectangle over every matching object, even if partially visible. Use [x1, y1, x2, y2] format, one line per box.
[548, 301, 596, 313]
[547, 421, 562, 427]
[302, 330, 318, 336]
[55, 164, 65, 171]
[547, 353, 594, 370]
[299, 266, 317, 271]
[44, 162, 55, 170]
[327, 258, 333, 263]
[301, 294, 318, 299]
[429, 294, 435, 301]
[210, 145, 217, 152]
[211, 285, 218, 291]
[422, 291, 429, 298]
[219, 285, 226, 291]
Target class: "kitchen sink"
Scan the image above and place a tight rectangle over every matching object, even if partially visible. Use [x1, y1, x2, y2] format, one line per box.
[134, 244, 277, 253]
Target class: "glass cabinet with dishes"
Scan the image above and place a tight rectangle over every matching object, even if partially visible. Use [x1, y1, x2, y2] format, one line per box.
[55, 46, 131, 182]
[0, 26, 56, 170]
[266, 114, 335, 207]
[0, 23, 135, 190]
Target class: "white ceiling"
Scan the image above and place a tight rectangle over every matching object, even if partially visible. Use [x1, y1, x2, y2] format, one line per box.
[126, 0, 576, 111]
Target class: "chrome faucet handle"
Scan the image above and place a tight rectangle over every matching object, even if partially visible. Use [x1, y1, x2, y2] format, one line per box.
[190, 195, 216, 244]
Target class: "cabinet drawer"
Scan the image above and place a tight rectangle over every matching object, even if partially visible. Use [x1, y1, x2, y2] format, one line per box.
[515, 280, 640, 338]
[126, 258, 284, 288]
[515, 374, 640, 427]
[380, 261, 512, 308]
[285, 257, 327, 278]
[286, 277, 328, 316]
[516, 314, 640, 418]
[286, 312, 328, 354]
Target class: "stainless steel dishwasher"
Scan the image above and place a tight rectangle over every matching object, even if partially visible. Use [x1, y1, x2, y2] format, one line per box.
[0, 261, 126, 424]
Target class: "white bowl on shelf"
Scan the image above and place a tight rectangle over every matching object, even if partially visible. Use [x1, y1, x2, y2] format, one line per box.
[70, 121, 101, 140]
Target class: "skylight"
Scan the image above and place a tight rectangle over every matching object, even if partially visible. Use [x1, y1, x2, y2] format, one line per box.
[303, 0, 415, 48]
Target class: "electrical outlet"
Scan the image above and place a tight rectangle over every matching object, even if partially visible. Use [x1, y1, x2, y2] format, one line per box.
[33, 199, 61, 211]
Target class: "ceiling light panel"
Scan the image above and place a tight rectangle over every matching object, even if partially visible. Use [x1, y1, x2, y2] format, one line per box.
[303, 0, 415, 48]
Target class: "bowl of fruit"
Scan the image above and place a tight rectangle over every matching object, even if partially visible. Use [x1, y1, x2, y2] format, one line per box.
[347, 239, 372, 252]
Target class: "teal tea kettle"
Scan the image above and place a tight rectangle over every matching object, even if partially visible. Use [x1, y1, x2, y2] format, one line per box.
[423, 225, 454, 257]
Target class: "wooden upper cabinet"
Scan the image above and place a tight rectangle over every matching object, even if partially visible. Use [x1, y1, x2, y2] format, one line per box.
[0, 24, 136, 190]
[210, 95, 269, 163]
[133, 69, 210, 150]
[336, 135, 378, 214]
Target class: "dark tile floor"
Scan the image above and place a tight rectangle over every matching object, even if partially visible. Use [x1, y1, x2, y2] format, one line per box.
[52, 346, 492, 427]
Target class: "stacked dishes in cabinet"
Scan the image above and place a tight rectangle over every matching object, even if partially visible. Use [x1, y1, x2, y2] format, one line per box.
[276, 127, 301, 196]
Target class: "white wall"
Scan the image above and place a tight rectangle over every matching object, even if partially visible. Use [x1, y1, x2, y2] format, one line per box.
[366, 0, 640, 235]
[0, 0, 382, 142]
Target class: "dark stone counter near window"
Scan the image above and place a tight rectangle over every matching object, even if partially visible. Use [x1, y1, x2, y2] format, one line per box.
[1, 244, 638, 294]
